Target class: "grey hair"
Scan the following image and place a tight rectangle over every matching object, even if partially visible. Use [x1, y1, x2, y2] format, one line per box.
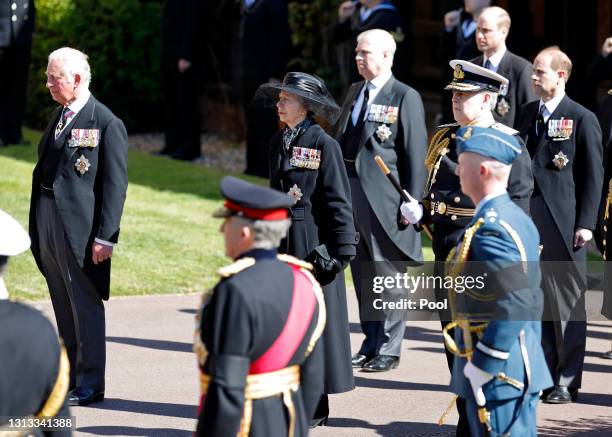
[48, 47, 91, 88]
[357, 29, 397, 63]
[234, 217, 291, 250]
[484, 90, 499, 111]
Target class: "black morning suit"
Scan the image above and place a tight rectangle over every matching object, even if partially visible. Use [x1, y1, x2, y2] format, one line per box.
[332, 3, 409, 84]
[161, 0, 202, 159]
[241, 0, 290, 177]
[472, 51, 537, 128]
[0, 0, 34, 144]
[0, 299, 72, 436]
[196, 249, 324, 437]
[29, 94, 129, 392]
[422, 121, 533, 436]
[517, 95, 604, 390]
[270, 122, 358, 395]
[335, 76, 428, 359]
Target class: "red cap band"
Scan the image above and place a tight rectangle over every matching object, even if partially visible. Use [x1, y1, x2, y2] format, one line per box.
[224, 200, 289, 220]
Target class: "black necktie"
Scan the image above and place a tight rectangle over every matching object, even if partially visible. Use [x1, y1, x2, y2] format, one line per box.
[55, 106, 74, 139]
[484, 59, 493, 70]
[535, 105, 545, 137]
[354, 83, 370, 129]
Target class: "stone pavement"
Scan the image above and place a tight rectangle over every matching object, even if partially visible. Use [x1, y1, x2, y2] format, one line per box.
[32, 288, 612, 436]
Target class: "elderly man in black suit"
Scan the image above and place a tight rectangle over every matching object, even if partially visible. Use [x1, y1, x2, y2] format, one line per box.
[29, 47, 129, 407]
[335, 29, 427, 372]
[517, 47, 604, 404]
[472, 6, 535, 128]
[0, 0, 34, 146]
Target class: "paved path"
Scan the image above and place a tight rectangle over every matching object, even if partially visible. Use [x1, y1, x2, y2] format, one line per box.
[32, 288, 612, 436]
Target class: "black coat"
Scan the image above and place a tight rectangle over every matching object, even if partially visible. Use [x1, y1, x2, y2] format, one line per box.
[423, 122, 534, 261]
[517, 96, 604, 262]
[0, 300, 71, 436]
[240, 0, 290, 87]
[161, 0, 201, 65]
[335, 76, 428, 262]
[0, 0, 34, 47]
[29, 95, 129, 300]
[332, 4, 408, 83]
[472, 51, 537, 128]
[270, 122, 357, 394]
[196, 250, 324, 437]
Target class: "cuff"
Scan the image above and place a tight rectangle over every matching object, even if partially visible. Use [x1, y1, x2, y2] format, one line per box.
[95, 238, 115, 247]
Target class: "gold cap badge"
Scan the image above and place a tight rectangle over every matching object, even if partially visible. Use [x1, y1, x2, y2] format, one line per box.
[453, 64, 465, 80]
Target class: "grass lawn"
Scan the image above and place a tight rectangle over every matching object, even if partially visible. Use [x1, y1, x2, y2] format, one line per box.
[1, 128, 434, 300]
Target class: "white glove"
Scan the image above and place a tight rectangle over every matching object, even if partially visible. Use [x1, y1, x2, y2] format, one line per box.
[399, 190, 423, 224]
[463, 361, 494, 407]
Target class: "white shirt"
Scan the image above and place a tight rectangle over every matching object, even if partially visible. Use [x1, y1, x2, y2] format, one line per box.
[474, 190, 507, 218]
[538, 92, 566, 123]
[351, 70, 393, 125]
[462, 19, 476, 38]
[359, 2, 396, 23]
[483, 47, 507, 73]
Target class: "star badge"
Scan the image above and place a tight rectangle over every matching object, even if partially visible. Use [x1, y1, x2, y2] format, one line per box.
[376, 124, 392, 142]
[552, 151, 569, 170]
[287, 184, 303, 204]
[75, 155, 91, 175]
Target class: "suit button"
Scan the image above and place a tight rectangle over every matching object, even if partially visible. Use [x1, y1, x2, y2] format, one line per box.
[11, 14, 17, 22]
[430, 193, 434, 199]
[451, 215, 457, 221]
[454, 196, 460, 203]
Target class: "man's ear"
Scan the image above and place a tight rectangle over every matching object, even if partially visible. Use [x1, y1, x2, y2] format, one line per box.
[73, 73, 82, 89]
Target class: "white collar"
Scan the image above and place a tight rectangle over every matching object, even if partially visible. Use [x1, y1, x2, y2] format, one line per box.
[67, 89, 91, 114]
[360, 2, 396, 23]
[484, 47, 506, 69]
[0, 277, 8, 300]
[539, 92, 565, 117]
[369, 70, 392, 90]
[474, 189, 507, 217]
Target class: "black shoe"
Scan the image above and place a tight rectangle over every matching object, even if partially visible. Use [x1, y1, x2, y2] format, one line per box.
[601, 350, 612, 360]
[171, 151, 201, 161]
[361, 355, 400, 372]
[544, 386, 572, 404]
[309, 416, 328, 428]
[68, 387, 104, 406]
[351, 353, 371, 368]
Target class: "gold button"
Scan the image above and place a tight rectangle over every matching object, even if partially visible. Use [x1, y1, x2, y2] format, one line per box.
[430, 193, 435, 199]
[11, 14, 17, 21]
[454, 196, 460, 203]
[430, 210, 435, 215]
[438, 202, 447, 215]
[11, 3, 16, 10]
[451, 133, 456, 139]
[451, 215, 457, 221]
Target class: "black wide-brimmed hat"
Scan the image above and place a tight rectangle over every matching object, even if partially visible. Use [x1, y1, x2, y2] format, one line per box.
[253, 72, 341, 124]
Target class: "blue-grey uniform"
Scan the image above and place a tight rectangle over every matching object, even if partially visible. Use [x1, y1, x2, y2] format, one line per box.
[445, 127, 553, 436]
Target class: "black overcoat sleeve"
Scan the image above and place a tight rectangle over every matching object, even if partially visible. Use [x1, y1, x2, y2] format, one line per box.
[196, 282, 252, 437]
[397, 87, 427, 200]
[507, 137, 533, 215]
[96, 118, 128, 243]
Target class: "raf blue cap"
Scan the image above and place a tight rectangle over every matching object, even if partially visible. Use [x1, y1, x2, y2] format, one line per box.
[455, 126, 521, 165]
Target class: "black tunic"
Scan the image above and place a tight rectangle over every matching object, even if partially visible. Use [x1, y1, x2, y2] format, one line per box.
[270, 122, 358, 394]
[196, 249, 324, 437]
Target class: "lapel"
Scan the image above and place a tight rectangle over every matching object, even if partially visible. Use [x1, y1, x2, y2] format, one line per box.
[358, 76, 395, 148]
[535, 95, 571, 155]
[338, 82, 363, 136]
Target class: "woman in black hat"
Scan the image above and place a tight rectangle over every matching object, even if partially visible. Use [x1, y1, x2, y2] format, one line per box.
[255, 72, 358, 425]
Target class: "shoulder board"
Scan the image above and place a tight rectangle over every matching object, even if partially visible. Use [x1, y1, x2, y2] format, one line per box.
[490, 123, 519, 136]
[217, 257, 256, 278]
[277, 253, 313, 271]
[436, 122, 459, 129]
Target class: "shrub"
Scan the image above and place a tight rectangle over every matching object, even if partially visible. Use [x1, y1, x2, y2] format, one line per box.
[27, 0, 162, 132]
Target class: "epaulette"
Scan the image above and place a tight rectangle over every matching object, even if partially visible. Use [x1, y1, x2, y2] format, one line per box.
[490, 122, 519, 136]
[217, 257, 256, 278]
[277, 253, 313, 271]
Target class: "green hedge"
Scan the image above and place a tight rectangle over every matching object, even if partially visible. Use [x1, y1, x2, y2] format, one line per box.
[26, 0, 162, 132]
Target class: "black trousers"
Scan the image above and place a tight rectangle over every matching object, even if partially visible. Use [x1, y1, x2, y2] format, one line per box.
[36, 193, 106, 391]
[0, 44, 31, 144]
[162, 61, 201, 158]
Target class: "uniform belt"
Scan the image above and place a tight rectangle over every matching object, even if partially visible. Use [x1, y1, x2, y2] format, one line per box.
[200, 365, 300, 437]
[423, 200, 474, 218]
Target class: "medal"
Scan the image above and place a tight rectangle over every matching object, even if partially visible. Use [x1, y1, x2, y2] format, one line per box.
[75, 155, 91, 175]
[376, 124, 392, 142]
[287, 184, 303, 204]
[552, 151, 569, 170]
[496, 98, 510, 117]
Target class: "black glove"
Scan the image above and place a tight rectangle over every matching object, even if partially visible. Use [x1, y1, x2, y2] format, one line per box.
[305, 245, 343, 286]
